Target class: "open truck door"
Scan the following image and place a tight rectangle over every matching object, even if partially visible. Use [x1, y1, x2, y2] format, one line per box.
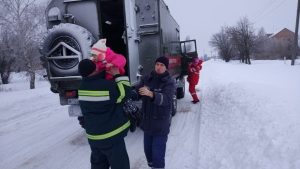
[123, 0, 140, 86]
[180, 40, 198, 76]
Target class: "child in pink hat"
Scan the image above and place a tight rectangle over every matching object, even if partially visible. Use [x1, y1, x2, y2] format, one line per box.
[90, 39, 126, 81]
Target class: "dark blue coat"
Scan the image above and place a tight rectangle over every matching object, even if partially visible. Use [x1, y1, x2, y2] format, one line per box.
[78, 71, 132, 147]
[132, 71, 175, 135]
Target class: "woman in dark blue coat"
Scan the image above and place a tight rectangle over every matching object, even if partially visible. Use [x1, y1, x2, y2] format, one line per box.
[131, 56, 175, 169]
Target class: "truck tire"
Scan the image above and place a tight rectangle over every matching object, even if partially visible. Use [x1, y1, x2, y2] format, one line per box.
[171, 94, 177, 116]
[77, 116, 85, 129]
[39, 23, 94, 77]
[177, 77, 185, 99]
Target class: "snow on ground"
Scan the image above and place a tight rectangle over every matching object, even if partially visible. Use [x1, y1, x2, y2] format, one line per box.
[0, 59, 299, 169]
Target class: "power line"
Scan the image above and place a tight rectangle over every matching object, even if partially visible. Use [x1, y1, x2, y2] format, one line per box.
[254, 0, 287, 24]
[250, 0, 276, 21]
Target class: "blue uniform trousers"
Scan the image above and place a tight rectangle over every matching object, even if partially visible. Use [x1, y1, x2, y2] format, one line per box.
[144, 133, 168, 168]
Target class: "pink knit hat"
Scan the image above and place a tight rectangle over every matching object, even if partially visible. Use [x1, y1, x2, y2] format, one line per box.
[193, 58, 199, 64]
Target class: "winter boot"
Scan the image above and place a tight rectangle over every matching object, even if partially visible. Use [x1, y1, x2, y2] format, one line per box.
[130, 108, 143, 127]
[128, 114, 137, 132]
[123, 99, 138, 132]
[191, 93, 199, 104]
[191, 100, 199, 104]
[131, 107, 143, 127]
[123, 99, 143, 128]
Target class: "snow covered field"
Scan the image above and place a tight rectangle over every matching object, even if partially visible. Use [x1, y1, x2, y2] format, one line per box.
[0, 59, 299, 169]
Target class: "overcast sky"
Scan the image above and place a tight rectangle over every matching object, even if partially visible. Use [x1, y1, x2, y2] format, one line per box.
[164, 0, 298, 57]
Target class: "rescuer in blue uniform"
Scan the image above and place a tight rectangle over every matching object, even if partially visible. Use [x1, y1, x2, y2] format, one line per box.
[131, 56, 175, 169]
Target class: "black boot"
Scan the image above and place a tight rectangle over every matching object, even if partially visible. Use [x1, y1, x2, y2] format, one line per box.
[128, 114, 137, 132]
[123, 99, 143, 128]
[130, 108, 143, 127]
[123, 99, 138, 132]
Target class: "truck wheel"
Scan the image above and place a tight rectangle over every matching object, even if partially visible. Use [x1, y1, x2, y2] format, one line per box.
[39, 23, 94, 77]
[77, 116, 85, 129]
[171, 94, 177, 116]
[177, 77, 185, 99]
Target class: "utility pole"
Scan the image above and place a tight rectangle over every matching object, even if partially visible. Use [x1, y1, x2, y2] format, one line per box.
[291, 0, 300, 65]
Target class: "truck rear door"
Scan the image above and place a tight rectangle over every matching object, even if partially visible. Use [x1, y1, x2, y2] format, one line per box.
[180, 40, 198, 76]
[124, 0, 140, 86]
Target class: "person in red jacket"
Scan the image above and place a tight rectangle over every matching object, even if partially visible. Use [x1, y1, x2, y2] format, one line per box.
[187, 58, 203, 104]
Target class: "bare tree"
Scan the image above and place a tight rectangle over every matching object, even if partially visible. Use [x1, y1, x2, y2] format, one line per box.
[210, 16, 298, 62]
[209, 26, 233, 62]
[228, 16, 257, 65]
[0, 0, 47, 89]
[228, 26, 245, 62]
[250, 27, 271, 60]
[0, 27, 16, 84]
[0, 56, 16, 84]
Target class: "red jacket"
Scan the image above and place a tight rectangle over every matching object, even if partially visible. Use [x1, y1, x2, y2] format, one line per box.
[187, 60, 203, 85]
[94, 47, 126, 81]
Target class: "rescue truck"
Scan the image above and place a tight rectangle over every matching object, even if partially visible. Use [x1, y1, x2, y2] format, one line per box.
[39, 0, 198, 127]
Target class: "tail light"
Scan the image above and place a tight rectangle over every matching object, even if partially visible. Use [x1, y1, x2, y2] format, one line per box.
[66, 91, 77, 98]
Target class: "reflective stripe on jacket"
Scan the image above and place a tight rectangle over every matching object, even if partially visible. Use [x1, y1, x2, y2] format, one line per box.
[86, 121, 130, 140]
[131, 71, 175, 135]
[187, 61, 202, 85]
[78, 71, 131, 147]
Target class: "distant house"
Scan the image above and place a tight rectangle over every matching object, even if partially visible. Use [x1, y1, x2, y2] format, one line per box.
[269, 28, 295, 42]
[268, 28, 299, 59]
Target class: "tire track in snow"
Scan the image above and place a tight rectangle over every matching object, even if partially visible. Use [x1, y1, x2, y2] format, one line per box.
[0, 93, 59, 128]
[166, 87, 203, 168]
[15, 128, 91, 169]
[0, 91, 90, 169]
[1, 104, 91, 169]
[125, 128, 149, 169]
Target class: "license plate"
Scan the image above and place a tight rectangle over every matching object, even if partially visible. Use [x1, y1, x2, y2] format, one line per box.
[68, 98, 79, 105]
[68, 105, 82, 117]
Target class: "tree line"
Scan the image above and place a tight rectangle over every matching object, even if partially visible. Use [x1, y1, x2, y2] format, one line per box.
[209, 16, 299, 64]
[0, 0, 49, 88]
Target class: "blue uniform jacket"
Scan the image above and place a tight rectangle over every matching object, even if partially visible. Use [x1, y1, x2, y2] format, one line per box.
[132, 71, 175, 135]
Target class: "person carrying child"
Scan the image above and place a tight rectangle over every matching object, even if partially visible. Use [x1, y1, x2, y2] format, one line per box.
[90, 39, 142, 132]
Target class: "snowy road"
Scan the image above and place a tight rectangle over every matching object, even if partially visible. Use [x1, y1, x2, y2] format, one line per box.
[1, 60, 299, 169]
[0, 78, 203, 169]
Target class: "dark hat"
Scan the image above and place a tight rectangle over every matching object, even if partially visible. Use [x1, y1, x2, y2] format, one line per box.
[155, 56, 169, 69]
[78, 59, 96, 77]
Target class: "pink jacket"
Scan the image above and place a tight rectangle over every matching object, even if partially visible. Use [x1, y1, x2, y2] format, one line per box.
[94, 47, 126, 81]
